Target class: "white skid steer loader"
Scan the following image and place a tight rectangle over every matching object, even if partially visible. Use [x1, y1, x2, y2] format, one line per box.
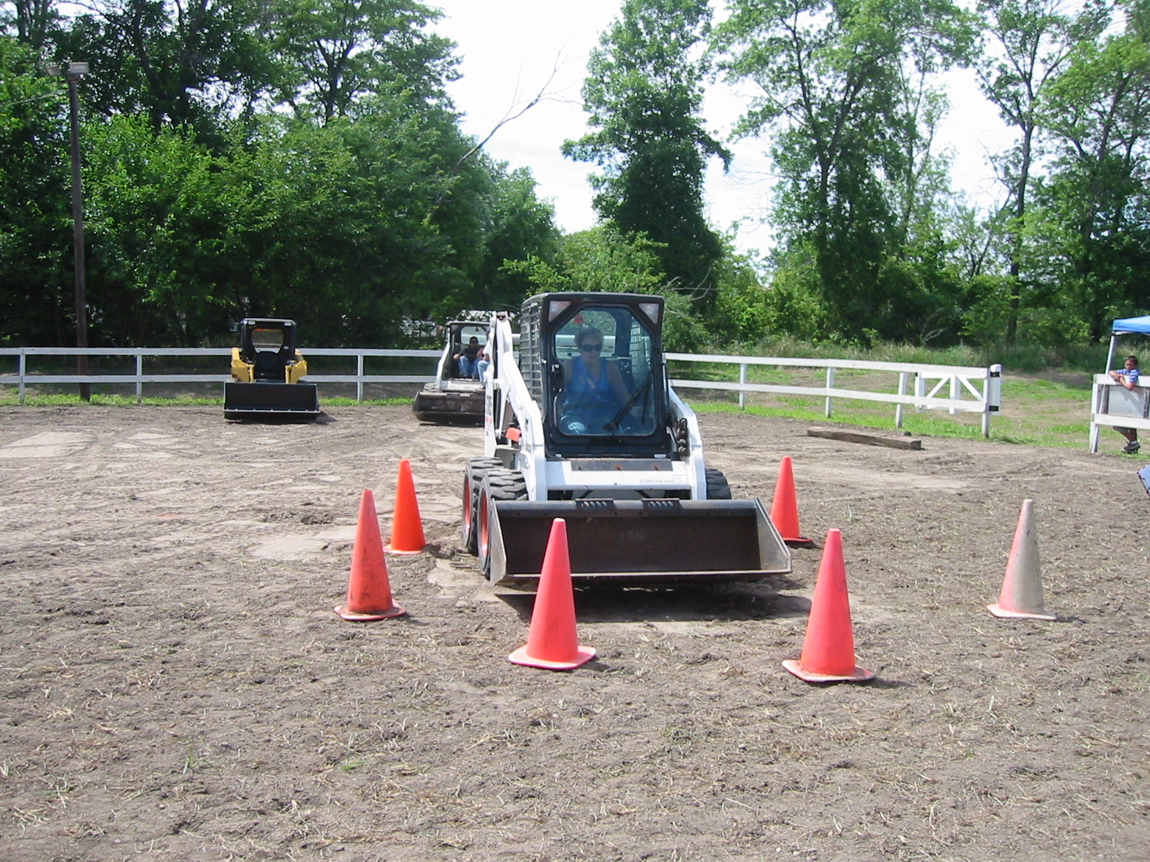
[461, 292, 792, 586]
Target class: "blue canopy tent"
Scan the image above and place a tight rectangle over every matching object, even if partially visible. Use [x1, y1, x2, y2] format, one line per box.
[1106, 316, 1150, 372]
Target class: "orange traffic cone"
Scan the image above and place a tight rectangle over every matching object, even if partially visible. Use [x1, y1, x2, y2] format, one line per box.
[783, 528, 874, 682]
[509, 519, 596, 670]
[385, 459, 426, 554]
[988, 499, 1056, 621]
[770, 456, 813, 547]
[336, 489, 406, 621]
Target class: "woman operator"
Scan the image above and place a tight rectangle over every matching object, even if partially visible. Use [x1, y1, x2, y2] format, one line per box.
[559, 326, 631, 433]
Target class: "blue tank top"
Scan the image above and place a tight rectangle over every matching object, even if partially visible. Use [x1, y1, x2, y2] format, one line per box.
[567, 357, 613, 407]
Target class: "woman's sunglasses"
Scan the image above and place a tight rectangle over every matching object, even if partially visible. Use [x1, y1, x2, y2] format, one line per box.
[580, 344, 603, 352]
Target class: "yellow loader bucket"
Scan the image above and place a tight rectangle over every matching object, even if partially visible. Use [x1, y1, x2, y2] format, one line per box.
[487, 498, 791, 585]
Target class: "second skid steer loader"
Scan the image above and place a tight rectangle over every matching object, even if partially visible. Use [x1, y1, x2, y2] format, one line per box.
[462, 292, 791, 585]
[224, 318, 320, 421]
[412, 320, 490, 423]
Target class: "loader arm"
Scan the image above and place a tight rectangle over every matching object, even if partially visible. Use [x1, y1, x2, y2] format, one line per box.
[485, 313, 548, 500]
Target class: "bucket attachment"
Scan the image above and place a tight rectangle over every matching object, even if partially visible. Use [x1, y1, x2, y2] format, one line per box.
[412, 385, 484, 423]
[487, 498, 791, 585]
[224, 381, 320, 421]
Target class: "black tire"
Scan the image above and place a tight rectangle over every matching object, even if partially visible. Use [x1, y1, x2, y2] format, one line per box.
[462, 458, 502, 554]
[704, 467, 733, 500]
[477, 468, 528, 581]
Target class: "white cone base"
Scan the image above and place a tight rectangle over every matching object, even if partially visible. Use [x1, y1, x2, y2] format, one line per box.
[783, 659, 875, 683]
[384, 545, 423, 555]
[508, 644, 596, 670]
[335, 604, 406, 622]
[987, 603, 1055, 622]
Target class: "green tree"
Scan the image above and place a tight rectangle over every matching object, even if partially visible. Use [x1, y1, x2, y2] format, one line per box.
[58, 0, 277, 142]
[0, 3, 567, 348]
[0, 34, 72, 345]
[564, 0, 729, 304]
[267, 0, 456, 123]
[504, 226, 705, 350]
[82, 115, 228, 345]
[211, 105, 467, 345]
[976, 0, 1109, 343]
[1, 0, 62, 53]
[1025, 2, 1150, 340]
[469, 163, 560, 313]
[714, 0, 974, 344]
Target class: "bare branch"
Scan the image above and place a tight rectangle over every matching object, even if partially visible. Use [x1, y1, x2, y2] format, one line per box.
[449, 55, 567, 176]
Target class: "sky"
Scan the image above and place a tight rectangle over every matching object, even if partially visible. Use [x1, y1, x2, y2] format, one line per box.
[431, 1, 1012, 256]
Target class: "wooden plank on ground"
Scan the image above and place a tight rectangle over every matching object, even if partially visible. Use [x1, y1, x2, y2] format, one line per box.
[807, 426, 923, 450]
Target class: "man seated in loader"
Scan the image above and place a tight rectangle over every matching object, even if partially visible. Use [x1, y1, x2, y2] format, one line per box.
[559, 326, 632, 434]
[454, 336, 482, 379]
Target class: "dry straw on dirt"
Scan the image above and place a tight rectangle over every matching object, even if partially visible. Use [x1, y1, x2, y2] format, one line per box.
[1, 406, 1147, 861]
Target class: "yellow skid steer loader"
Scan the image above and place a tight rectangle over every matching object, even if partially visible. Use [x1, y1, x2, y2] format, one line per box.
[224, 318, 320, 421]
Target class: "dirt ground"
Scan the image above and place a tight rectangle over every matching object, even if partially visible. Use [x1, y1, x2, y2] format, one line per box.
[1, 405, 1147, 862]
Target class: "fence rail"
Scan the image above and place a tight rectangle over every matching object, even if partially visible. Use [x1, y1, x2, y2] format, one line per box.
[667, 353, 1002, 437]
[0, 347, 440, 404]
[1, 346, 1003, 436]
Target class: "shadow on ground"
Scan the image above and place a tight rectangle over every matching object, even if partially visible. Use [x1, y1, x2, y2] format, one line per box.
[497, 576, 809, 624]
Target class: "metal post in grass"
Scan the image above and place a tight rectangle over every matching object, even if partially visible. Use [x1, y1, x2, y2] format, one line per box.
[983, 364, 1002, 438]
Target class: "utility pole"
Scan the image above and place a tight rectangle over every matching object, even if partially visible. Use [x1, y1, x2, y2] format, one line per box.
[46, 60, 90, 402]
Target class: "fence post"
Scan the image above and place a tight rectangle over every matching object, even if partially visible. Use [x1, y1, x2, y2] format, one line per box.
[18, 351, 27, 405]
[983, 364, 1002, 438]
[136, 352, 144, 404]
[1089, 376, 1105, 452]
[896, 371, 909, 428]
[825, 367, 835, 418]
[357, 354, 364, 403]
[739, 363, 747, 411]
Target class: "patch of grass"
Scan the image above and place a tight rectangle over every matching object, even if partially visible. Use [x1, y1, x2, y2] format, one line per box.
[321, 396, 412, 407]
[181, 747, 215, 774]
[689, 369, 1109, 451]
[0, 392, 219, 407]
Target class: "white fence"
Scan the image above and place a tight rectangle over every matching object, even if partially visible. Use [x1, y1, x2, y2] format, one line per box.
[0, 347, 439, 404]
[1089, 375, 1150, 452]
[1, 347, 1003, 437]
[668, 353, 1002, 437]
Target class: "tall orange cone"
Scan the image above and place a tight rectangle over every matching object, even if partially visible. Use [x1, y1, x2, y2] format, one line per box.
[385, 459, 426, 554]
[336, 490, 406, 621]
[770, 456, 813, 547]
[988, 499, 1056, 621]
[509, 519, 596, 670]
[783, 528, 874, 682]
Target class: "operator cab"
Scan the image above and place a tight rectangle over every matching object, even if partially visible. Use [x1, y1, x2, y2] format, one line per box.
[448, 322, 488, 379]
[523, 293, 668, 457]
[238, 318, 298, 381]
